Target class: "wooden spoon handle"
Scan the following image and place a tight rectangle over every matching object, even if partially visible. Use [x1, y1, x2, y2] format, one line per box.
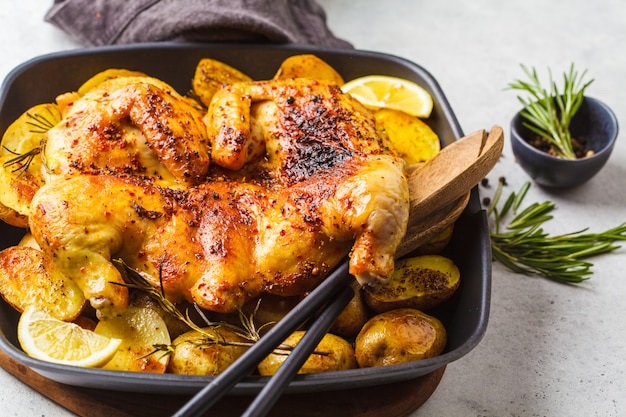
[397, 190, 470, 258]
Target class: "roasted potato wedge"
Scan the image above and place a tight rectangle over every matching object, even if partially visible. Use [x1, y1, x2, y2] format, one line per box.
[273, 54, 345, 85]
[355, 308, 446, 367]
[0, 103, 60, 226]
[77, 68, 148, 96]
[374, 108, 440, 165]
[0, 203, 27, 228]
[95, 306, 171, 373]
[167, 326, 248, 375]
[0, 246, 85, 321]
[129, 292, 192, 340]
[54, 69, 148, 115]
[192, 58, 252, 107]
[364, 255, 460, 312]
[0, 103, 59, 156]
[18, 232, 40, 249]
[258, 330, 357, 376]
[330, 288, 370, 337]
[0, 163, 42, 227]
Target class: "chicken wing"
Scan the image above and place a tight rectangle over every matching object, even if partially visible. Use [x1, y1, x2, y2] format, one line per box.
[44, 76, 210, 186]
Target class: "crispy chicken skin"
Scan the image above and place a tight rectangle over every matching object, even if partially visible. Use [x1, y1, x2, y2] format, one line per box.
[206, 78, 383, 173]
[28, 76, 409, 318]
[44, 76, 210, 186]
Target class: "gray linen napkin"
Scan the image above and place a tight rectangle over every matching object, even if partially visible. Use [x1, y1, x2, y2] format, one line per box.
[45, 0, 352, 48]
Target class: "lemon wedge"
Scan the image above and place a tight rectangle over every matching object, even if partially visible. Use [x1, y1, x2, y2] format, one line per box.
[341, 75, 434, 118]
[17, 307, 122, 368]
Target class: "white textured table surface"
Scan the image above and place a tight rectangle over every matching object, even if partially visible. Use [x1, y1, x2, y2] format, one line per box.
[1, 1, 625, 416]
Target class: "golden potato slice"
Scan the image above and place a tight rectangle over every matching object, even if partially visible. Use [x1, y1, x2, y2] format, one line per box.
[0, 103, 60, 226]
[0, 103, 60, 156]
[355, 308, 446, 367]
[95, 306, 171, 373]
[129, 292, 196, 340]
[374, 108, 440, 165]
[329, 288, 370, 338]
[0, 246, 85, 321]
[0, 163, 42, 227]
[364, 255, 460, 312]
[273, 54, 345, 85]
[17, 232, 40, 249]
[192, 58, 252, 107]
[258, 330, 357, 376]
[77, 68, 148, 96]
[167, 326, 248, 375]
[0, 203, 27, 228]
[50, 69, 148, 116]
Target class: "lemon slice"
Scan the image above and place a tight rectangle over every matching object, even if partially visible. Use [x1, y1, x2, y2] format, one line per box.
[17, 308, 122, 367]
[341, 75, 434, 118]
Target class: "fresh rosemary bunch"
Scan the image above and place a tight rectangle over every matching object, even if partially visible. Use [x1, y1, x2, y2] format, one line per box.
[111, 258, 311, 356]
[508, 63, 594, 160]
[487, 179, 626, 283]
[112, 259, 262, 348]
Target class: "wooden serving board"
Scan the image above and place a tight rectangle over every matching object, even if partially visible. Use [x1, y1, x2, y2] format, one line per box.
[0, 348, 444, 417]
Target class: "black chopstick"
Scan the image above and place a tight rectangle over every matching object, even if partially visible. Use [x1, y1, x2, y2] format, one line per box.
[173, 259, 352, 417]
[242, 284, 355, 417]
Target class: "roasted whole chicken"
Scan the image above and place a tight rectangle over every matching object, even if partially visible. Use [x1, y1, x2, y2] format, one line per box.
[4, 63, 410, 319]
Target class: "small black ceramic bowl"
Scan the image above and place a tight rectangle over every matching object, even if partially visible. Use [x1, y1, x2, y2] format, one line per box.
[510, 96, 619, 188]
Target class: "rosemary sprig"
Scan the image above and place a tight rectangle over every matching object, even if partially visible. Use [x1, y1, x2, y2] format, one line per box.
[507, 63, 594, 160]
[111, 259, 316, 356]
[113, 259, 251, 347]
[233, 298, 276, 343]
[2, 145, 41, 177]
[487, 180, 626, 283]
[25, 108, 60, 133]
[2, 105, 60, 177]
